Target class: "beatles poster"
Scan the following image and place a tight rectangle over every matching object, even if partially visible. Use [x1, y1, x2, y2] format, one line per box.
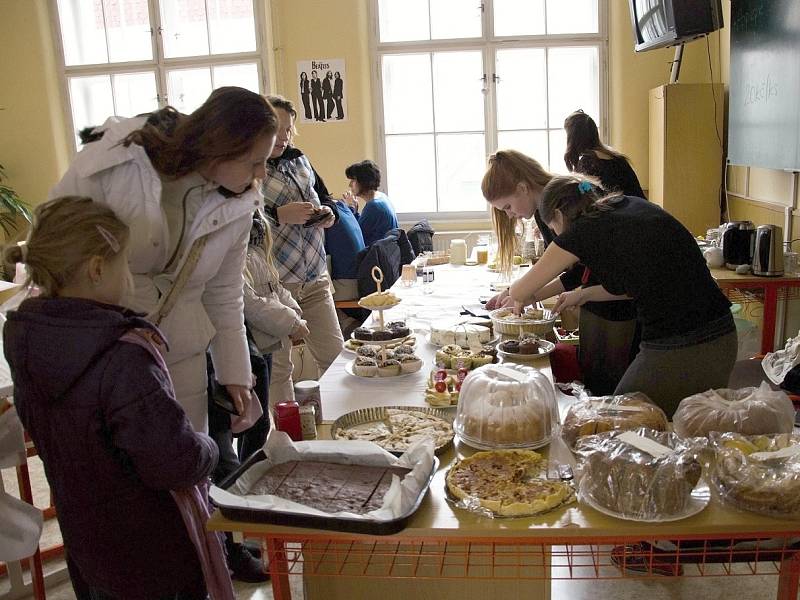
[296, 58, 347, 123]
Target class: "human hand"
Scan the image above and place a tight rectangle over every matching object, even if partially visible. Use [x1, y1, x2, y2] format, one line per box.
[552, 289, 585, 315]
[314, 206, 335, 229]
[513, 300, 526, 316]
[343, 190, 359, 210]
[291, 319, 310, 342]
[277, 202, 315, 225]
[485, 289, 509, 310]
[224, 384, 252, 416]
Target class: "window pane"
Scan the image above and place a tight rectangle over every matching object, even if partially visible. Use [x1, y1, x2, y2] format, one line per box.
[167, 68, 213, 113]
[378, 0, 429, 42]
[57, 0, 108, 65]
[69, 75, 114, 143]
[213, 63, 260, 92]
[104, 0, 152, 62]
[432, 52, 484, 133]
[548, 129, 569, 174]
[382, 54, 433, 134]
[547, 46, 599, 127]
[207, 0, 257, 55]
[112, 72, 158, 116]
[385, 135, 436, 213]
[160, 0, 209, 58]
[436, 133, 487, 212]
[493, 0, 545, 36]
[546, 0, 598, 34]
[497, 130, 549, 166]
[495, 48, 547, 130]
[430, 0, 481, 39]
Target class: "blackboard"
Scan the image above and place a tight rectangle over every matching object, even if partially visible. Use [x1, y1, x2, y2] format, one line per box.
[728, 0, 800, 171]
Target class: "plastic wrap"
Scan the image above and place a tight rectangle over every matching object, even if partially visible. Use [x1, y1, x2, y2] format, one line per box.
[561, 392, 668, 449]
[673, 383, 795, 438]
[454, 363, 557, 450]
[710, 432, 800, 519]
[574, 428, 706, 521]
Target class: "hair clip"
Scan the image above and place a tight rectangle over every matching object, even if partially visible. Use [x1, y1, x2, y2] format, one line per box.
[16, 241, 28, 263]
[578, 180, 593, 194]
[96, 225, 120, 253]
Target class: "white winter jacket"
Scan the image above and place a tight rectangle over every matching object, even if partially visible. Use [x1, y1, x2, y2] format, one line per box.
[244, 244, 302, 354]
[49, 116, 260, 386]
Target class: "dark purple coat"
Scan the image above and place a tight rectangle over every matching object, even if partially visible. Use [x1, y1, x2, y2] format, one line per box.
[3, 298, 218, 599]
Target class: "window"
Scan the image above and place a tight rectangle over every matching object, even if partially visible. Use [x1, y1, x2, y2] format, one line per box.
[53, 0, 269, 148]
[373, 0, 606, 217]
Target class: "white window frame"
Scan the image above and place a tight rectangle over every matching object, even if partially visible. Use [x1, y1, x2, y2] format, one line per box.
[49, 0, 272, 155]
[369, 0, 608, 223]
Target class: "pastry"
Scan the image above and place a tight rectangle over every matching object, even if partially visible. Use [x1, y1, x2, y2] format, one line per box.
[673, 387, 795, 438]
[356, 345, 380, 358]
[446, 449, 572, 516]
[561, 392, 668, 449]
[454, 363, 555, 448]
[394, 344, 415, 355]
[377, 359, 401, 377]
[353, 357, 378, 377]
[574, 428, 703, 519]
[430, 322, 492, 347]
[450, 353, 472, 370]
[354, 327, 373, 341]
[389, 325, 411, 338]
[248, 460, 410, 514]
[386, 321, 406, 329]
[334, 408, 452, 453]
[398, 354, 423, 373]
[360, 290, 400, 308]
[372, 329, 393, 341]
[470, 352, 493, 367]
[435, 344, 463, 368]
[500, 340, 520, 353]
[518, 339, 539, 355]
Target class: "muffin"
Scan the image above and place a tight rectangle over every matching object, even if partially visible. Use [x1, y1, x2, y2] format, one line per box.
[353, 357, 378, 377]
[519, 339, 539, 355]
[354, 327, 373, 341]
[398, 354, 423, 374]
[377, 359, 402, 377]
[356, 345, 380, 358]
[500, 340, 520, 354]
[372, 329, 393, 341]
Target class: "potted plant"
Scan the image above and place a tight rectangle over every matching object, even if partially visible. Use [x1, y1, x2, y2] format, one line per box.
[0, 163, 32, 237]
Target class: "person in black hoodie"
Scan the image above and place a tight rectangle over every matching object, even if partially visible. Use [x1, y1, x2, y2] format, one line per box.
[3, 196, 227, 600]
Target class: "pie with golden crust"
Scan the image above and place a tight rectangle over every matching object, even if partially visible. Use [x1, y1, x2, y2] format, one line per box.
[446, 449, 572, 516]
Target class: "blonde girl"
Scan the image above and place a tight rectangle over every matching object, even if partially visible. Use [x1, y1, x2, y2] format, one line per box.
[3, 196, 226, 600]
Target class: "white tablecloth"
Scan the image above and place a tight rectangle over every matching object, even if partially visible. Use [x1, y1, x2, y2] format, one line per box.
[318, 263, 551, 422]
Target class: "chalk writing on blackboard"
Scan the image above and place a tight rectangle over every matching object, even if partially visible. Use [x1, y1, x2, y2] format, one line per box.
[744, 74, 778, 105]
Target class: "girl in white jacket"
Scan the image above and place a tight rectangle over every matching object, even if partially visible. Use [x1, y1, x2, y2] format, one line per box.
[49, 87, 278, 433]
[244, 210, 309, 408]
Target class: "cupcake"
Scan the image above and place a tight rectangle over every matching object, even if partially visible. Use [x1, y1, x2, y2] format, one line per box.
[518, 339, 540, 355]
[394, 344, 415, 355]
[377, 359, 401, 377]
[353, 357, 378, 377]
[356, 345, 380, 358]
[354, 327, 373, 341]
[398, 354, 423, 373]
[372, 329, 393, 341]
[500, 340, 520, 354]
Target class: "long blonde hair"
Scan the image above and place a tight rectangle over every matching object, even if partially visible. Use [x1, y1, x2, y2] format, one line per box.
[2, 196, 129, 297]
[481, 150, 554, 273]
[245, 209, 280, 287]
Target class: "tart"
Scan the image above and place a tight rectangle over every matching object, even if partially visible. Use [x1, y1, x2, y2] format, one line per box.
[334, 408, 453, 453]
[446, 449, 572, 516]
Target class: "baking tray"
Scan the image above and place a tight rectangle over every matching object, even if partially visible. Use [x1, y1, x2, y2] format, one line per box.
[215, 450, 439, 535]
[331, 405, 454, 456]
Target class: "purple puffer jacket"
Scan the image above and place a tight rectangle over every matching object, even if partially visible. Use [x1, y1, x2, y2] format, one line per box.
[3, 297, 219, 599]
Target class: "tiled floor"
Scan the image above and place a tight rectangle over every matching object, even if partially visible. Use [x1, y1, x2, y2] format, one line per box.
[3, 459, 796, 599]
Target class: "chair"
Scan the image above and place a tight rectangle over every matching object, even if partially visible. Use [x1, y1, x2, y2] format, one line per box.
[407, 220, 434, 255]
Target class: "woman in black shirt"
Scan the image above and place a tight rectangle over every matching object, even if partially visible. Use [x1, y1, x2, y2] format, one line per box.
[562, 110, 647, 394]
[509, 175, 736, 417]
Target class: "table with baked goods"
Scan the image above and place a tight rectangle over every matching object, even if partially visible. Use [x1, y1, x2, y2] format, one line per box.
[208, 263, 800, 600]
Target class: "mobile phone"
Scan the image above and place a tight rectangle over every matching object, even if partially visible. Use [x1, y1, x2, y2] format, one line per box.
[303, 210, 330, 228]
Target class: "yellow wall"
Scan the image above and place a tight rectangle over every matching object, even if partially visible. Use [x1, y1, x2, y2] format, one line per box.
[0, 0, 69, 229]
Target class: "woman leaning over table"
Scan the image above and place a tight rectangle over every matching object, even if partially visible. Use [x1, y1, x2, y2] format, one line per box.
[49, 87, 278, 432]
[508, 175, 737, 417]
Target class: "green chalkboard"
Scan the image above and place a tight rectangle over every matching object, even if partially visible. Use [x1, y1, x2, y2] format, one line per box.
[728, 0, 800, 171]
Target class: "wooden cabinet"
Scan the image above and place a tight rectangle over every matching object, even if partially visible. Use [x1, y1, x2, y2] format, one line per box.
[649, 83, 724, 236]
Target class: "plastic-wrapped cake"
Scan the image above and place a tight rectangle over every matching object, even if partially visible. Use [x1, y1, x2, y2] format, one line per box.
[453, 363, 557, 449]
[430, 321, 492, 347]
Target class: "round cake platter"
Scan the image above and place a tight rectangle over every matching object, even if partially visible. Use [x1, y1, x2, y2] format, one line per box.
[578, 481, 711, 523]
[357, 298, 401, 312]
[344, 359, 424, 380]
[496, 339, 556, 362]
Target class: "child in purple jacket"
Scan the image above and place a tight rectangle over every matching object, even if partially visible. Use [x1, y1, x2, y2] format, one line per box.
[3, 197, 228, 600]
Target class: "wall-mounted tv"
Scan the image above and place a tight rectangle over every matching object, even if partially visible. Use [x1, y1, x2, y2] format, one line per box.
[629, 0, 724, 52]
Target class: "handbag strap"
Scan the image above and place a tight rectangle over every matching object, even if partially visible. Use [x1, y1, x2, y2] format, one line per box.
[151, 235, 208, 327]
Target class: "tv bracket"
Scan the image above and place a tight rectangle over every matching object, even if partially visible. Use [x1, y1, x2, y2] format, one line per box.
[669, 43, 685, 84]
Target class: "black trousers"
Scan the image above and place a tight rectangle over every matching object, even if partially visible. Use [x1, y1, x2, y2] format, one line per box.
[301, 93, 312, 119]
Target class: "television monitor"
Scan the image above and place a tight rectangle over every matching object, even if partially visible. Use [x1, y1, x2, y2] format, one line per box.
[629, 0, 724, 52]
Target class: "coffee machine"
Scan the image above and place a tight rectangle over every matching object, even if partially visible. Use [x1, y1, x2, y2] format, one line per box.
[721, 221, 755, 270]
